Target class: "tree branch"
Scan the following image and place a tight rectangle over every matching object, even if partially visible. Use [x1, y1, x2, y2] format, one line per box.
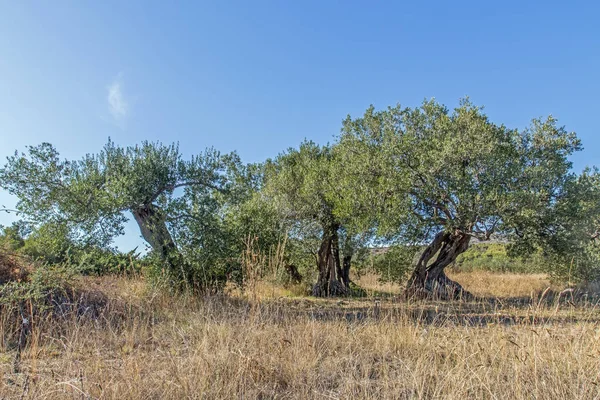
[149, 180, 224, 204]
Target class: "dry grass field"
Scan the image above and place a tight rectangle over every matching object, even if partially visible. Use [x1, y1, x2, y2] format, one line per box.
[2, 272, 600, 399]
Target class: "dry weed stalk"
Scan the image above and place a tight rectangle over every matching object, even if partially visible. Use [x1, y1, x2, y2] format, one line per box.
[241, 234, 288, 301]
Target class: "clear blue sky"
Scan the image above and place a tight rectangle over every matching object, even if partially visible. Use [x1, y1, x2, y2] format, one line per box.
[1, 1, 599, 251]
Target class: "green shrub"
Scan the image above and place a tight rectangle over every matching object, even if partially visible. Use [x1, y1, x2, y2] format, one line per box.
[74, 247, 144, 276]
[1, 220, 149, 277]
[541, 243, 600, 284]
[0, 262, 75, 308]
[19, 223, 74, 265]
[452, 243, 545, 274]
[370, 245, 421, 285]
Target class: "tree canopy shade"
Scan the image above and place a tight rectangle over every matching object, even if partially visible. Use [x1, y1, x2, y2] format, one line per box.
[0, 140, 231, 289]
[337, 99, 582, 299]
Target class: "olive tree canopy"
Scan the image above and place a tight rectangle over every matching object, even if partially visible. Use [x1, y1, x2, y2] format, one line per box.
[0, 139, 230, 288]
[337, 99, 582, 299]
[264, 141, 369, 296]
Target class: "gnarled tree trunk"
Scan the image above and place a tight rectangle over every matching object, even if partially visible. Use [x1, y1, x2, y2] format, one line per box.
[342, 253, 352, 288]
[132, 204, 185, 275]
[312, 224, 349, 297]
[340, 233, 354, 288]
[405, 229, 473, 300]
[284, 264, 303, 284]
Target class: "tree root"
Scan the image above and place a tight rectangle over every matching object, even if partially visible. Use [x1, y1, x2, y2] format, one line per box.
[405, 273, 474, 301]
[312, 280, 349, 297]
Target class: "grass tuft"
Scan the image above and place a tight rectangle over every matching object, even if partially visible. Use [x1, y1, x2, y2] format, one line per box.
[1, 272, 600, 399]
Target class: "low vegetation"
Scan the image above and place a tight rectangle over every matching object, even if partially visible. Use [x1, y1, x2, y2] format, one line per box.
[1, 271, 600, 399]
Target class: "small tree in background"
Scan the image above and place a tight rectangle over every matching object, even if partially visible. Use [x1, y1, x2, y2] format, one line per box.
[508, 169, 600, 284]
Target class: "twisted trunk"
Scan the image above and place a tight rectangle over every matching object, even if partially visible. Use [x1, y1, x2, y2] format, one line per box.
[132, 204, 183, 273]
[284, 264, 303, 284]
[312, 223, 349, 297]
[405, 230, 473, 300]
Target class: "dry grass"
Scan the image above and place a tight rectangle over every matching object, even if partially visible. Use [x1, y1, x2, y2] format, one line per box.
[353, 272, 403, 297]
[353, 271, 552, 299]
[2, 272, 600, 399]
[447, 271, 552, 299]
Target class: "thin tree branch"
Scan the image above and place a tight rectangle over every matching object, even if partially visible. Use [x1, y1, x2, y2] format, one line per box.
[149, 180, 224, 204]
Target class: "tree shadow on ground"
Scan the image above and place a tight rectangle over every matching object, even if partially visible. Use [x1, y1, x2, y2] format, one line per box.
[258, 288, 600, 327]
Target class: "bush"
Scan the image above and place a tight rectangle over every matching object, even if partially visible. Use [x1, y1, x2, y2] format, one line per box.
[74, 247, 144, 276]
[453, 243, 545, 274]
[0, 260, 75, 308]
[370, 245, 421, 285]
[1, 221, 147, 277]
[542, 243, 600, 284]
[19, 223, 74, 265]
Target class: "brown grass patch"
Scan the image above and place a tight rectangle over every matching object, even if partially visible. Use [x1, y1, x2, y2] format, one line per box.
[1, 273, 599, 399]
[354, 270, 553, 299]
[448, 270, 552, 298]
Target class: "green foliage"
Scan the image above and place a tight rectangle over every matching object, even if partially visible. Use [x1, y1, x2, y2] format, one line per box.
[1, 97, 598, 294]
[453, 243, 545, 274]
[19, 223, 74, 265]
[100, 139, 226, 212]
[370, 245, 421, 284]
[265, 141, 337, 226]
[74, 247, 145, 276]
[0, 139, 233, 290]
[336, 98, 587, 289]
[0, 262, 75, 307]
[164, 158, 281, 290]
[506, 169, 600, 283]
[264, 141, 372, 288]
[0, 221, 145, 276]
[0, 221, 28, 251]
[1, 221, 76, 266]
[224, 193, 286, 283]
[338, 99, 581, 244]
[0, 143, 126, 247]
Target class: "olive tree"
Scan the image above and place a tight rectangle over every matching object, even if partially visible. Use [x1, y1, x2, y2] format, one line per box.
[0, 140, 229, 288]
[264, 141, 367, 296]
[338, 99, 582, 299]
